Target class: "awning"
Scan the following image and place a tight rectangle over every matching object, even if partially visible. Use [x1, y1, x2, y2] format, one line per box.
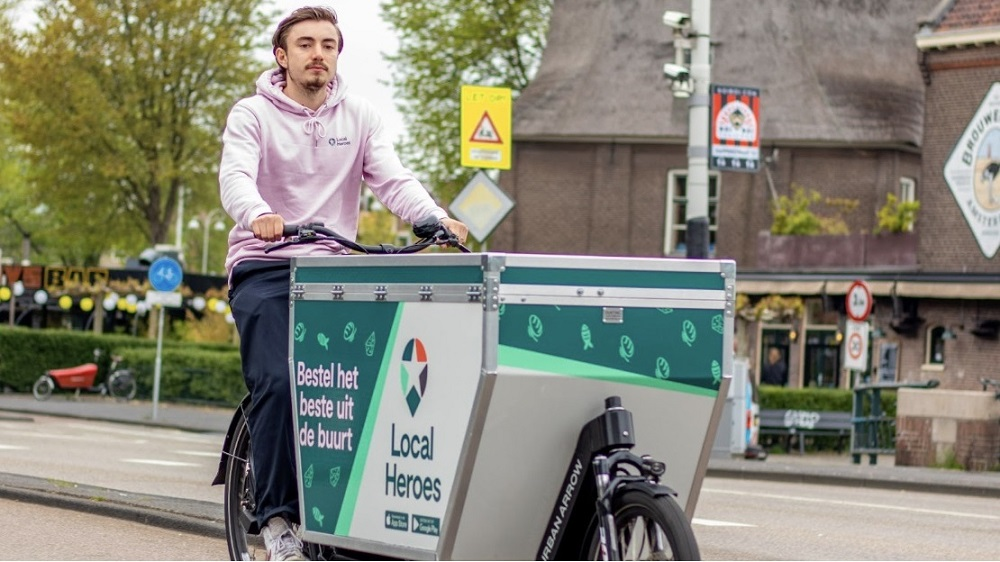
[736, 279, 1000, 300]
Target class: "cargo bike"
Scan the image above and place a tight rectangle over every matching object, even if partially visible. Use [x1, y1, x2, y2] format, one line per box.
[214, 221, 735, 560]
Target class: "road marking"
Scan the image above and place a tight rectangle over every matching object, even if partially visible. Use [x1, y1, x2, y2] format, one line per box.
[175, 450, 218, 457]
[702, 487, 1000, 520]
[0, 444, 28, 450]
[692, 517, 756, 527]
[121, 458, 201, 467]
[67, 422, 217, 443]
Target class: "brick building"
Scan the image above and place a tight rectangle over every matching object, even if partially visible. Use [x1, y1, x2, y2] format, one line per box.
[492, 0, 1000, 392]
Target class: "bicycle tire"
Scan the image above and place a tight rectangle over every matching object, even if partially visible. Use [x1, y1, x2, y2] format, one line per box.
[224, 411, 264, 560]
[32, 376, 54, 401]
[108, 371, 137, 401]
[582, 488, 701, 561]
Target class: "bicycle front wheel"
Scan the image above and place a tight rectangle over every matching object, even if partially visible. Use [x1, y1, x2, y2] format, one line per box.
[224, 410, 263, 560]
[583, 488, 701, 561]
[108, 371, 137, 401]
[32, 376, 54, 401]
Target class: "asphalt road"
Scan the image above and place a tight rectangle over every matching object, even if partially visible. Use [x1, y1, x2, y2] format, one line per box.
[694, 476, 1000, 560]
[0, 411, 222, 504]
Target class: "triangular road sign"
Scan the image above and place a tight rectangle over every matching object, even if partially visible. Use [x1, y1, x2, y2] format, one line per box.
[470, 111, 503, 144]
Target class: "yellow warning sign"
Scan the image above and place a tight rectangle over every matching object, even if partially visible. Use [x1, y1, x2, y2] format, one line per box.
[461, 85, 511, 170]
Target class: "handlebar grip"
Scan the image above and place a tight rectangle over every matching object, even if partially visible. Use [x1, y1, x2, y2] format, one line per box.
[282, 224, 299, 237]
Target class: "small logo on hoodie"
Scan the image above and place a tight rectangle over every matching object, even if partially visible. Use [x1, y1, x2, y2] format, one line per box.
[329, 136, 351, 147]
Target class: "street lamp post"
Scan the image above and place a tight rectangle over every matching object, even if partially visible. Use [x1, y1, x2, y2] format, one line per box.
[188, 210, 227, 274]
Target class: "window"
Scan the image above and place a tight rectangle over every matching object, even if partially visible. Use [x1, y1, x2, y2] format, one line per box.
[664, 170, 719, 256]
[899, 177, 916, 232]
[926, 325, 946, 365]
[803, 329, 842, 388]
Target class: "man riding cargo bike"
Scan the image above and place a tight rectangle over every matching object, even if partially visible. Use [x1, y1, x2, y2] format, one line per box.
[213, 5, 732, 561]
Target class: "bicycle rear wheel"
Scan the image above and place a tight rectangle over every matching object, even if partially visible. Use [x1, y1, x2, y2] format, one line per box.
[224, 411, 264, 560]
[584, 488, 700, 561]
[108, 371, 137, 401]
[32, 376, 54, 401]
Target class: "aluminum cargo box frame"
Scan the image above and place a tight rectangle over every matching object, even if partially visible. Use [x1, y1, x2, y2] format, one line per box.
[288, 252, 734, 560]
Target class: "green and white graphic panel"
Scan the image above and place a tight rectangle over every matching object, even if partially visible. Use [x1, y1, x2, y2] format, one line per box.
[291, 300, 482, 553]
[498, 304, 725, 394]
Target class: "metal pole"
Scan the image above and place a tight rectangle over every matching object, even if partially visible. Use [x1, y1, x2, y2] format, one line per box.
[175, 185, 184, 250]
[201, 218, 210, 274]
[685, 0, 711, 259]
[152, 305, 164, 420]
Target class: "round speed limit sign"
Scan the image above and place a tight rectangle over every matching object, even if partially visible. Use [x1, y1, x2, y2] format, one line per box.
[845, 280, 872, 322]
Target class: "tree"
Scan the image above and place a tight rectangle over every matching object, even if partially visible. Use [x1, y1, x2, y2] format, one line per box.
[381, 0, 551, 207]
[0, 0, 272, 265]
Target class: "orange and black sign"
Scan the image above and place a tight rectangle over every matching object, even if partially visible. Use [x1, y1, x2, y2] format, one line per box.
[709, 84, 761, 172]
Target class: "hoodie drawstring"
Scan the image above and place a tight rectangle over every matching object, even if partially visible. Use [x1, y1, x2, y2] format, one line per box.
[303, 116, 327, 147]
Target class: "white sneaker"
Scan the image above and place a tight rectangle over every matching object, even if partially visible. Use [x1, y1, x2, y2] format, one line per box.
[261, 517, 306, 561]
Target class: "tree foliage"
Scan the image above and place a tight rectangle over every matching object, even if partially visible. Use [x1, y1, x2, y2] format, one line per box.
[0, 0, 272, 265]
[381, 0, 551, 206]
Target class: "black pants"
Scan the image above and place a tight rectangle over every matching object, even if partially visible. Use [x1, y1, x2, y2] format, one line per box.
[229, 260, 298, 528]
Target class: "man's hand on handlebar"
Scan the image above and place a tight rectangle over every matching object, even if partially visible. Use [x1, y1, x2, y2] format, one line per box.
[251, 213, 285, 242]
[440, 217, 469, 245]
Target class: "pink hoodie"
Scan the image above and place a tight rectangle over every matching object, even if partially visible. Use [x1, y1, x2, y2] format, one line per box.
[219, 69, 447, 280]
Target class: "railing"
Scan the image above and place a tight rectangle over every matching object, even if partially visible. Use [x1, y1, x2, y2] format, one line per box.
[851, 379, 939, 465]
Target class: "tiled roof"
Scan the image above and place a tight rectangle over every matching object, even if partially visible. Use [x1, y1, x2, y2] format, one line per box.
[936, 0, 1000, 31]
[514, 0, 939, 146]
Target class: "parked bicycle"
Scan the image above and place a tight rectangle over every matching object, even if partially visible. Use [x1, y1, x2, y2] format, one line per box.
[212, 217, 722, 561]
[32, 348, 137, 402]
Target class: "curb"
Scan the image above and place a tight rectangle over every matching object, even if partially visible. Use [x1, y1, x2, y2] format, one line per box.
[0, 472, 225, 539]
[705, 466, 1000, 499]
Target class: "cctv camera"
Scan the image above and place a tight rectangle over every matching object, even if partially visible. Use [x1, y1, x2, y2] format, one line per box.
[662, 63, 690, 81]
[662, 10, 691, 29]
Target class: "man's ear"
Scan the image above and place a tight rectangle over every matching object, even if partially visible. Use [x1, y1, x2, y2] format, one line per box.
[275, 47, 288, 70]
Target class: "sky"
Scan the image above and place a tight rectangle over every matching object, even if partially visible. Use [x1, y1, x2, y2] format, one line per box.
[12, 0, 407, 140]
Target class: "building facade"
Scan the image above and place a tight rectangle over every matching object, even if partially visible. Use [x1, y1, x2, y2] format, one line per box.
[493, 0, 1000, 392]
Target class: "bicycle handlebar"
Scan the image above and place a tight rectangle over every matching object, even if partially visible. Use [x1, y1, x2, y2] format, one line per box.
[266, 216, 470, 255]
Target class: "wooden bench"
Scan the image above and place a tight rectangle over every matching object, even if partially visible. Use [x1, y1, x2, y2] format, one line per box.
[758, 409, 853, 454]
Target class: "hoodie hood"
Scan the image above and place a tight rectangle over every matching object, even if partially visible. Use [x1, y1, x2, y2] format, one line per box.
[254, 68, 349, 115]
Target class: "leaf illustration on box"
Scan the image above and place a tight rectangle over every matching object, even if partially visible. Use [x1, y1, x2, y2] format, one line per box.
[655, 357, 671, 380]
[330, 466, 341, 488]
[711, 314, 724, 335]
[364, 332, 376, 357]
[303, 463, 314, 488]
[711, 360, 722, 385]
[619, 335, 635, 363]
[317, 332, 330, 350]
[581, 324, 594, 350]
[312, 506, 325, 527]
[294, 322, 307, 343]
[528, 314, 544, 342]
[343, 321, 357, 342]
[498, 303, 506, 317]
[681, 320, 697, 347]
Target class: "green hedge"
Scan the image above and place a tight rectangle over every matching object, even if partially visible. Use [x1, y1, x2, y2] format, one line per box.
[0, 326, 246, 407]
[758, 385, 897, 417]
[756, 385, 897, 453]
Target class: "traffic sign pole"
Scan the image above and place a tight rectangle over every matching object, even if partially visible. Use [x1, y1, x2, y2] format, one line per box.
[148, 257, 183, 421]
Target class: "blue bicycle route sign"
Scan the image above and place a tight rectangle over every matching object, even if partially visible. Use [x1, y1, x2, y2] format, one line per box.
[149, 257, 183, 292]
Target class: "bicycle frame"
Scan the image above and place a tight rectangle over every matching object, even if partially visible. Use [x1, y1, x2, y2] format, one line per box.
[537, 396, 673, 561]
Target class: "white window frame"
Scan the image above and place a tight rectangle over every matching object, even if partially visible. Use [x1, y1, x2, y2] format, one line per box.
[925, 325, 946, 366]
[664, 170, 720, 257]
[899, 177, 916, 232]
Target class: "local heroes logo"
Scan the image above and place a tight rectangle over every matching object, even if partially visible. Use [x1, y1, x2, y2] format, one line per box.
[385, 338, 441, 503]
[400, 338, 428, 416]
